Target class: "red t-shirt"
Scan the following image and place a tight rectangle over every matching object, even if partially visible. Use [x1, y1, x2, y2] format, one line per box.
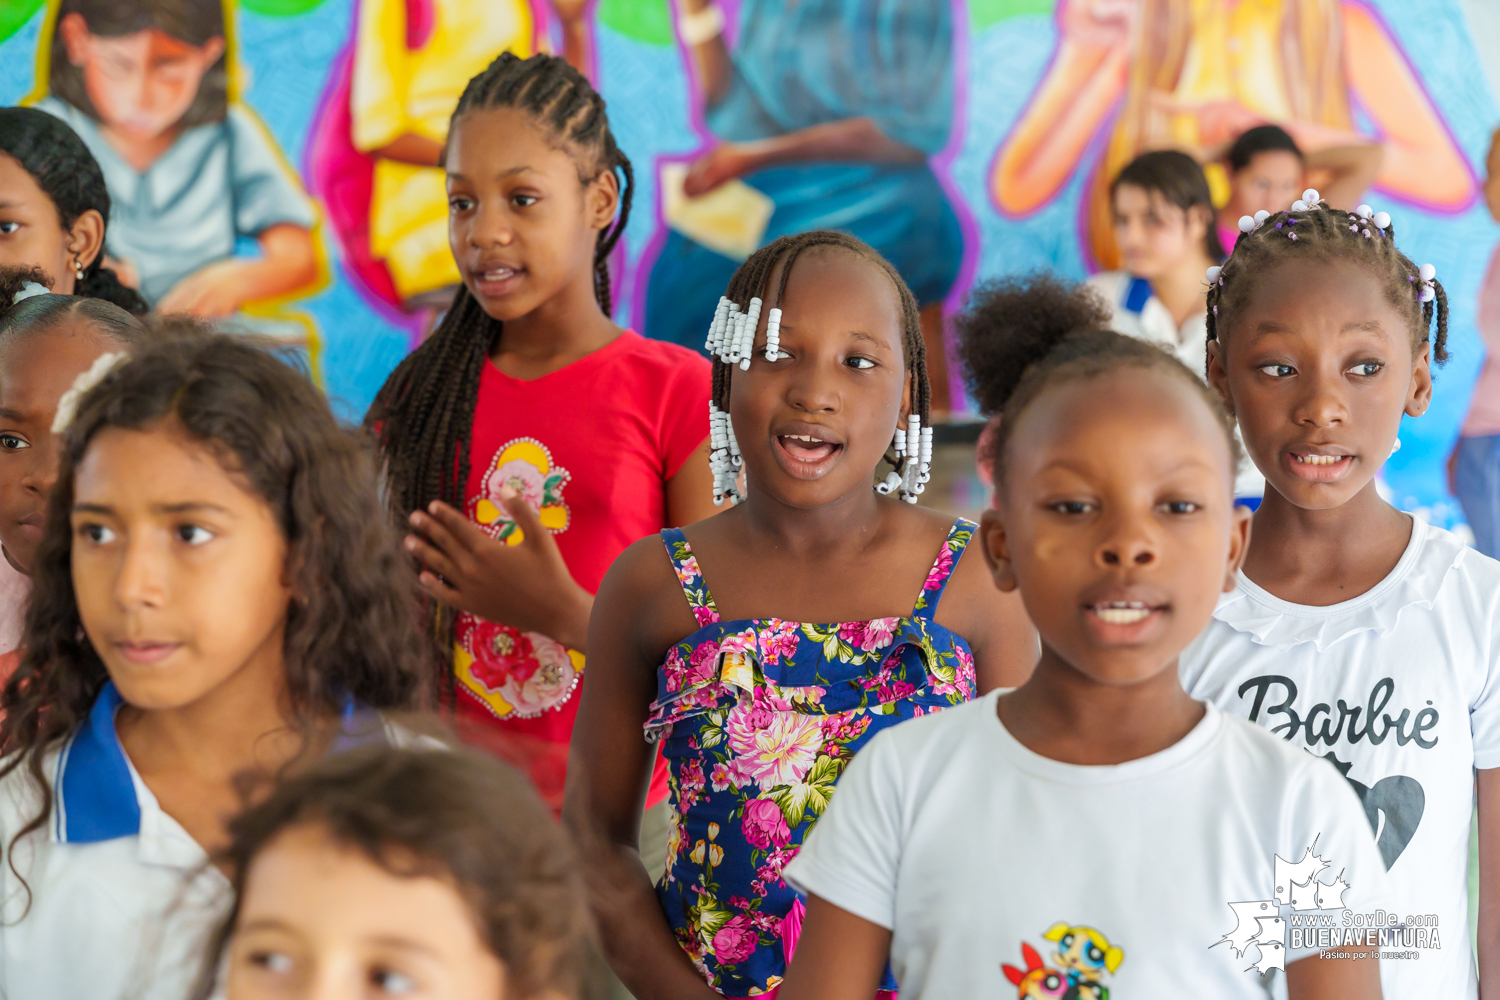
[451, 331, 709, 812]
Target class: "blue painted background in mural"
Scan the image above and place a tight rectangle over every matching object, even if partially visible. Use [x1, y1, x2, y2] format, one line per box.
[2, 0, 1495, 528]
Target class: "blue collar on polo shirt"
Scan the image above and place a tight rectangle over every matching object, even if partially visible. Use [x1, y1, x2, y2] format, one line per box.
[54, 681, 138, 844]
[53, 683, 389, 844]
[1122, 275, 1154, 314]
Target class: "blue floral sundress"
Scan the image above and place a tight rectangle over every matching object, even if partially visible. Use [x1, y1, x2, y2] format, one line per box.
[646, 518, 980, 996]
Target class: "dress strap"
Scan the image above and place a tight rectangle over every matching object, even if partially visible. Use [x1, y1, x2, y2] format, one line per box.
[660, 529, 721, 626]
[912, 517, 978, 621]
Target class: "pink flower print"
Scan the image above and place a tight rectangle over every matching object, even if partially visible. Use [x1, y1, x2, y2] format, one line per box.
[678, 758, 707, 812]
[955, 645, 977, 695]
[751, 878, 768, 898]
[483, 459, 546, 513]
[878, 679, 917, 704]
[710, 761, 753, 792]
[692, 605, 717, 627]
[676, 554, 703, 587]
[686, 641, 721, 687]
[821, 712, 871, 746]
[664, 645, 689, 693]
[719, 630, 757, 659]
[757, 620, 800, 665]
[781, 897, 806, 965]
[725, 707, 823, 790]
[729, 895, 752, 911]
[923, 545, 955, 593]
[711, 915, 759, 965]
[741, 797, 792, 849]
[837, 618, 899, 653]
[859, 651, 901, 693]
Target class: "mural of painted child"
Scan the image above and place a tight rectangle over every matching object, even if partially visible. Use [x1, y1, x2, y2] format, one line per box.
[993, 0, 1474, 270]
[31, 0, 320, 316]
[309, 0, 592, 323]
[644, 0, 964, 411]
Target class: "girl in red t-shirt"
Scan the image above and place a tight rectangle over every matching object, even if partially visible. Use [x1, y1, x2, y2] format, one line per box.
[366, 52, 716, 813]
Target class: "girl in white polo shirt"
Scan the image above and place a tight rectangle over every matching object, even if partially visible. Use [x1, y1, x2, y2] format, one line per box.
[1182, 194, 1500, 999]
[0, 327, 431, 1000]
[777, 275, 1388, 1000]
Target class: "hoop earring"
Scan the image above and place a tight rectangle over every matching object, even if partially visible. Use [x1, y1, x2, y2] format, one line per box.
[875, 415, 933, 504]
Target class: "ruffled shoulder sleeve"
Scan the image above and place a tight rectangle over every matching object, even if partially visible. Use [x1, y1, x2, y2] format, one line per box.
[1211, 519, 1468, 652]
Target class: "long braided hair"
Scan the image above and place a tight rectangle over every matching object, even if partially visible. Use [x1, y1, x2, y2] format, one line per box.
[366, 52, 632, 662]
[0, 108, 149, 315]
[713, 231, 931, 469]
[1206, 201, 1449, 367]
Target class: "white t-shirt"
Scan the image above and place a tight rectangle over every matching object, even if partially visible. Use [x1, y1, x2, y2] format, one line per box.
[1181, 516, 1500, 1000]
[784, 691, 1391, 999]
[0, 682, 430, 1000]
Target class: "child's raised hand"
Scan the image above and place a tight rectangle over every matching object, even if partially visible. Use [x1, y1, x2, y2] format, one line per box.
[405, 492, 593, 651]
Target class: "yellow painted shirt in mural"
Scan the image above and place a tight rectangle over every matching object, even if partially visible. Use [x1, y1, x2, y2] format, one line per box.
[351, 0, 532, 300]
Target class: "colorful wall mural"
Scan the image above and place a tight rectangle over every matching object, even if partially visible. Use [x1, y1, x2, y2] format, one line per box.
[2, 0, 1496, 530]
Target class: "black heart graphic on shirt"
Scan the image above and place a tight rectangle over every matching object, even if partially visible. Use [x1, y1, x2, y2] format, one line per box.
[1322, 753, 1425, 869]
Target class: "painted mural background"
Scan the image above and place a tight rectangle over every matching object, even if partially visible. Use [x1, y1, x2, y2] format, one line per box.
[2, 0, 1496, 530]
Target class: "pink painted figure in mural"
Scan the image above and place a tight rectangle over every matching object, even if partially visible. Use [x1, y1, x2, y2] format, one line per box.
[32, 0, 321, 317]
[992, 0, 1474, 268]
[310, 0, 590, 328]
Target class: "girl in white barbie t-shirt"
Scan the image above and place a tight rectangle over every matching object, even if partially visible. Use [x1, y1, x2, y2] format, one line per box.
[1182, 193, 1500, 999]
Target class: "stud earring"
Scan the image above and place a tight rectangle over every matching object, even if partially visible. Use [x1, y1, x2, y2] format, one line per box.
[73, 258, 84, 281]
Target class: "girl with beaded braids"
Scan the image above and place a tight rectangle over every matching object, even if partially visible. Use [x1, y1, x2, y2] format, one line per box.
[366, 52, 716, 814]
[1181, 193, 1500, 999]
[565, 231, 1036, 999]
[0, 108, 147, 315]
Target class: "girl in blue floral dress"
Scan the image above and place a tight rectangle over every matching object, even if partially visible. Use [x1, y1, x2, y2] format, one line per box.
[565, 231, 1037, 999]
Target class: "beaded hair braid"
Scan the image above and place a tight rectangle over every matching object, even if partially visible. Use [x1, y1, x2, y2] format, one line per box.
[365, 52, 632, 664]
[1205, 196, 1449, 369]
[708, 231, 931, 501]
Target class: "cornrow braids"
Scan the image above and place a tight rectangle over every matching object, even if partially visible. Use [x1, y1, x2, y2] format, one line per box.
[1205, 198, 1449, 369]
[365, 52, 633, 684]
[707, 232, 930, 501]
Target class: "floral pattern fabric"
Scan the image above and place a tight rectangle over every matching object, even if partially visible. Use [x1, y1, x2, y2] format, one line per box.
[648, 519, 979, 996]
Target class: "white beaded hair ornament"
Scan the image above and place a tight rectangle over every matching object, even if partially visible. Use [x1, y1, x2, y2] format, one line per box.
[52, 352, 128, 435]
[701, 293, 934, 505]
[11, 281, 48, 305]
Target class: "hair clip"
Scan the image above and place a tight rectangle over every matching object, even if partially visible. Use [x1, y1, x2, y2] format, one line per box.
[1204, 266, 1222, 283]
[12, 281, 48, 304]
[52, 352, 128, 435]
[1417, 263, 1437, 303]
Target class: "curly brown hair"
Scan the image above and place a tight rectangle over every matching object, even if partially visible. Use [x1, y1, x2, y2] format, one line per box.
[0, 328, 435, 888]
[193, 744, 606, 1000]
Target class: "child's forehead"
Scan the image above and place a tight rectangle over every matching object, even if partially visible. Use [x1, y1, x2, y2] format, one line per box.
[1225, 256, 1414, 344]
[1012, 368, 1231, 474]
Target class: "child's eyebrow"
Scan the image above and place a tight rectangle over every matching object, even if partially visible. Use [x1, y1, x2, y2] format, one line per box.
[0, 407, 28, 421]
[1251, 319, 1388, 335]
[70, 501, 234, 515]
[776, 323, 892, 349]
